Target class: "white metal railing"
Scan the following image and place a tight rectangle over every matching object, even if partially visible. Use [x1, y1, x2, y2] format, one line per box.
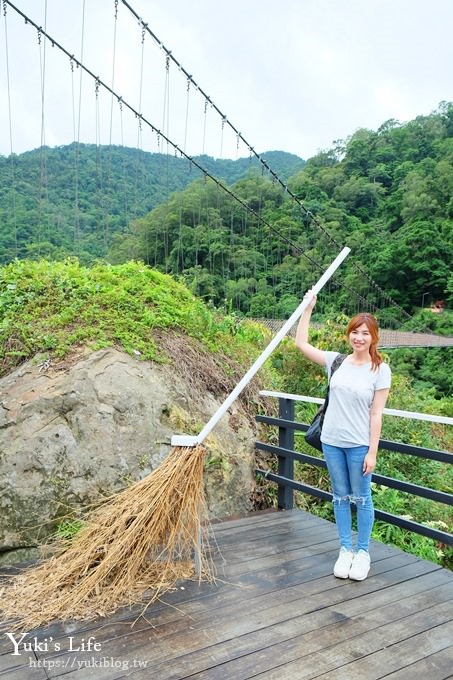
[259, 390, 453, 426]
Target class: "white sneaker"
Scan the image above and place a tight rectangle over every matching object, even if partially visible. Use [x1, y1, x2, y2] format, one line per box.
[349, 550, 371, 581]
[333, 547, 354, 579]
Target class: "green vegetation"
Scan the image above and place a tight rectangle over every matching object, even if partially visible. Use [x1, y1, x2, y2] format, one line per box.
[0, 103, 452, 568]
[1, 104, 451, 320]
[0, 145, 304, 264]
[54, 519, 84, 541]
[0, 258, 276, 379]
[109, 102, 452, 316]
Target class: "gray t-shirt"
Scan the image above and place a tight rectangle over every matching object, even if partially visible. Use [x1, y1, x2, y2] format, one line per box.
[321, 351, 392, 448]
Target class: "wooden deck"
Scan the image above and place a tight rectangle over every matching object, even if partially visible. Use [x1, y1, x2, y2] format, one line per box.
[1, 509, 452, 679]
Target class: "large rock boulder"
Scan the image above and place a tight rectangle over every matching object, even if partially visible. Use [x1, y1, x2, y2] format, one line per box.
[0, 344, 259, 563]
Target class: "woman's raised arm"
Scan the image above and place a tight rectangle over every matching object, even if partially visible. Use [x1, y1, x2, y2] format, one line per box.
[295, 292, 326, 366]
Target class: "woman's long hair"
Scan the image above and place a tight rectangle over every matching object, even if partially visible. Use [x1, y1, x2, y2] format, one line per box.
[346, 313, 383, 371]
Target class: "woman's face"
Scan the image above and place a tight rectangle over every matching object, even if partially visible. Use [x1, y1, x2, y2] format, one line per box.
[349, 322, 372, 353]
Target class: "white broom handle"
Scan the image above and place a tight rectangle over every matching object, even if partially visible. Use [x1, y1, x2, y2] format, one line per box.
[172, 246, 350, 446]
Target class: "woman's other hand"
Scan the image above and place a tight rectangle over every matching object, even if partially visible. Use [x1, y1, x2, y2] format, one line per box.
[363, 451, 377, 476]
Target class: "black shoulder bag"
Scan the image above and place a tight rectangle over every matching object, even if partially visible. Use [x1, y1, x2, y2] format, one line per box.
[304, 353, 347, 452]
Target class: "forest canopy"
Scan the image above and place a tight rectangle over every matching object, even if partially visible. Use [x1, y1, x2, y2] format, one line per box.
[0, 103, 452, 319]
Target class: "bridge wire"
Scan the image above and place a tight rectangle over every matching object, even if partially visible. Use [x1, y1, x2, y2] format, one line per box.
[136, 19, 150, 264]
[109, 0, 118, 146]
[177, 78, 195, 274]
[162, 54, 171, 271]
[94, 78, 109, 253]
[119, 0, 344, 246]
[70, 0, 86, 255]
[2, 0, 18, 258]
[4, 1, 430, 333]
[37, 6, 48, 257]
[118, 0, 421, 327]
[117, 97, 133, 259]
[96, 0, 120, 254]
[202, 98, 208, 156]
[183, 77, 191, 155]
[1, 2, 392, 321]
[70, 56, 77, 141]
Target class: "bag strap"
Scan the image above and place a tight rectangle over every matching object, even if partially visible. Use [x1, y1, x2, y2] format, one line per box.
[329, 352, 347, 382]
[322, 353, 347, 414]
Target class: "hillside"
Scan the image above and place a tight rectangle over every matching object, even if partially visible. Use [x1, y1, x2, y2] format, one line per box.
[106, 104, 453, 318]
[0, 145, 305, 263]
[0, 104, 452, 321]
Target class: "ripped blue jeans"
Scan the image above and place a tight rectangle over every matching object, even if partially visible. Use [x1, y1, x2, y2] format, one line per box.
[322, 443, 374, 552]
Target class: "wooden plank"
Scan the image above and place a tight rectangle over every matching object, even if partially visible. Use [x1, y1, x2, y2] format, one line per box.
[211, 522, 337, 557]
[0, 651, 35, 673]
[213, 521, 405, 570]
[111, 577, 453, 680]
[0, 651, 48, 680]
[210, 509, 325, 538]
[194, 609, 453, 680]
[0, 517, 341, 653]
[0, 510, 405, 647]
[383, 646, 453, 679]
[213, 509, 330, 533]
[36, 546, 439, 658]
[313, 620, 453, 680]
[0, 536, 436, 648]
[1, 509, 451, 680]
[211, 509, 315, 533]
[212, 524, 337, 560]
[40, 542, 422, 673]
[38, 561, 451, 680]
[212, 513, 335, 548]
[0, 542, 425, 662]
[245, 606, 453, 680]
[0, 665, 48, 680]
[217, 538, 411, 580]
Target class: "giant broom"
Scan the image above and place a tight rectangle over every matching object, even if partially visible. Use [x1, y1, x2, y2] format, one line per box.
[0, 248, 350, 629]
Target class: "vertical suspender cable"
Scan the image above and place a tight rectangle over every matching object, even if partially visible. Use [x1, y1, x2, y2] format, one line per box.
[72, 0, 86, 255]
[37, 4, 48, 256]
[2, 1, 18, 259]
[162, 54, 171, 270]
[109, 0, 118, 146]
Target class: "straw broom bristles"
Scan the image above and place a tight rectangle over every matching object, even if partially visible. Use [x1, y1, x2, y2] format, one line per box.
[0, 444, 214, 630]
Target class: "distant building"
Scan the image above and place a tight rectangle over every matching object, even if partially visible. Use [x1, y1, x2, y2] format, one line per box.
[431, 300, 446, 313]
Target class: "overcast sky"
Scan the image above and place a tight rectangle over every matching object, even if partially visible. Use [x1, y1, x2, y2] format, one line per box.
[1, 0, 452, 161]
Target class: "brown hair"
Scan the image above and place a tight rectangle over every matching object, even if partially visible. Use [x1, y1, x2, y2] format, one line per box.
[346, 313, 383, 371]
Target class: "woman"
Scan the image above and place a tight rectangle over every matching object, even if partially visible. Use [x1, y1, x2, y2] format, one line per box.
[295, 292, 391, 581]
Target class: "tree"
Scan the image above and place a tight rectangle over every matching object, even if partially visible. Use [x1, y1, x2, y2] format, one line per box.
[372, 220, 452, 307]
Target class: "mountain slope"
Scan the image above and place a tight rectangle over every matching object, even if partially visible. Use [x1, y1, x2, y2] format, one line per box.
[0, 144, 305, 263]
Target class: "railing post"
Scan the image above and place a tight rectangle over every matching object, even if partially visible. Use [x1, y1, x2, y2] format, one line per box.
[277, 397, 294, 509]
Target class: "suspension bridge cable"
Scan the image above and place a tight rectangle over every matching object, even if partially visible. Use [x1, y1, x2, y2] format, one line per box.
[0, 3, 384, 295]
[119, 0, 417, 324]
[109, 0, 119, 146]
[37, 8, 49, 257]
[119, 0, 346, 242]
[3, 0, 434, 330]
[2, 0, 18, 257]
[71, 0, 86, 254]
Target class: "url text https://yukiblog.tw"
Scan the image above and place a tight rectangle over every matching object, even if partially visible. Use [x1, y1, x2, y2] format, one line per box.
[29, 656, 148, 671]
